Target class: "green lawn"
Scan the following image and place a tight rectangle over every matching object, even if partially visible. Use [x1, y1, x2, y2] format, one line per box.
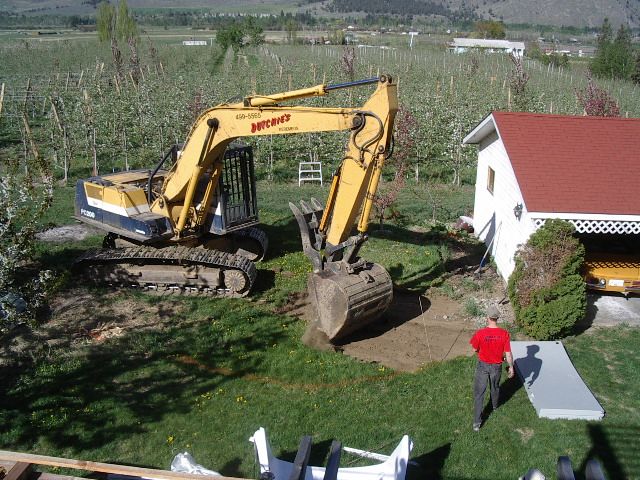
[2, 181, 639, 479]
[1, 295, 638, 479]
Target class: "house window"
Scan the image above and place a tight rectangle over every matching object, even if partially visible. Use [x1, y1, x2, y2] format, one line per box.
[487, 167, 495, 194]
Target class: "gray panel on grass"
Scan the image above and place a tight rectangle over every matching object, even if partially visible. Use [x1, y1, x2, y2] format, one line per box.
[511, 341, 604, 420]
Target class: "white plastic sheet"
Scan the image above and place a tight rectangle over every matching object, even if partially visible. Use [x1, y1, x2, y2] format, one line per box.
[170, 452, 221, 476]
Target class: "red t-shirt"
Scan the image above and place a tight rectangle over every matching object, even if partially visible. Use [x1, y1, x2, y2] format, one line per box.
[470, 327, 511, 364]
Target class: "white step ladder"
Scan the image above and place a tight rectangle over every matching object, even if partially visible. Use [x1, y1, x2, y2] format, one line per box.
[298, 160, 323, 186]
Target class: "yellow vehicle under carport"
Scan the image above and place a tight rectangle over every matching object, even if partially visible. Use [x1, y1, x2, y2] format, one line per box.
[583, 253, 640, 296]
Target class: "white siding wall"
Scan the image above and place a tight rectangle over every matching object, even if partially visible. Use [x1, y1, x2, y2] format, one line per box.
[472, 133, 535, 281]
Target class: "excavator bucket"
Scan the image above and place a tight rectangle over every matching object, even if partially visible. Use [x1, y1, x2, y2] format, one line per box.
[291, 199, 393, 341]
[307, 263, 393, 340]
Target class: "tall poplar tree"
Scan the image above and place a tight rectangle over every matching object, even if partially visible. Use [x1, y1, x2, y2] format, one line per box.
[591, 18, 634, 80]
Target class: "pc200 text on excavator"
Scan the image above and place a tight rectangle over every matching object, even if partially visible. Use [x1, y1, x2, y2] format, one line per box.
[74, 75, 398, 342]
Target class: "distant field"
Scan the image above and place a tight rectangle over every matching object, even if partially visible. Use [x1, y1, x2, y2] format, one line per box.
[0, 29, 336, 46]
[2, 0, 300, 16]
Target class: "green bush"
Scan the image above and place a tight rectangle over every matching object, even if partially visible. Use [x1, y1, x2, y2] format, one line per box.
[508, 219, 586, 339]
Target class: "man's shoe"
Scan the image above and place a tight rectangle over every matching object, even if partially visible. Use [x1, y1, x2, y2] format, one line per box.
[473, 423, 481, 432]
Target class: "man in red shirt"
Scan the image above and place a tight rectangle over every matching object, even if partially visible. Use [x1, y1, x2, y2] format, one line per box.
[470, 305, 514, 431]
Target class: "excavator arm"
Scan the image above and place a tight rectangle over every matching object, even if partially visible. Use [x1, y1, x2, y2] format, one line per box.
[153, 76, 398, 340]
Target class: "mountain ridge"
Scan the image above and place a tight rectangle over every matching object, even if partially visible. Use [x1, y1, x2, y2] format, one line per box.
[3, 0, 639, 29]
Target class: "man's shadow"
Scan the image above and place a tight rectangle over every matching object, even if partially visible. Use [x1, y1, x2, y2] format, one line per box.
[516, 344, 543, 388]
[493, 344, 543, 412]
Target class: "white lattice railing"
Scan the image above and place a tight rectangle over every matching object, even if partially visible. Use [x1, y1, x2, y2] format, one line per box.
[532, 218, 640, 234]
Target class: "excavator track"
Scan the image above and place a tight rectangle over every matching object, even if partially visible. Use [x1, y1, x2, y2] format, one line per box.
[75, 245, 257, 297]
[228, 226, 269, 262]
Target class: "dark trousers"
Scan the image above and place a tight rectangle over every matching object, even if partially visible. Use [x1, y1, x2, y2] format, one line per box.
[473, 360, 502, 425]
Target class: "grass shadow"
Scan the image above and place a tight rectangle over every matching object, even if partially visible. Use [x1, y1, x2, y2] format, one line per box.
[573, 292, 599, 335]
[498, 375, 523, 408]
[408, 443, 451, 480]
[278, 438, 334, 468]
[259, 219, 305, 259]
[578, 423, 639, 480]
[0, 295, 289, 453]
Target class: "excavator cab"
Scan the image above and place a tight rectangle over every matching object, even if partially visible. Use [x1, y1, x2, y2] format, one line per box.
[205, 144, 258, 235]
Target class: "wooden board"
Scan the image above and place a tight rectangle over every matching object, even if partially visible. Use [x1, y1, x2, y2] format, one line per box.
[0, 452, 250, 480]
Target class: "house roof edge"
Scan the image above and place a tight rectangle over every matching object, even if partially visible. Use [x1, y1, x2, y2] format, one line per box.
[463, 112, 497, 145]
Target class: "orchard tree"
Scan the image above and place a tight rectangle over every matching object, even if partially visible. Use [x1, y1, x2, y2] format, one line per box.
[285, 18, 299, 44]
[216, 23, 244, 53]
[611, 24, 634, 78]
[97, 0, 138, 79]
[596, 17, 613, 48]
[116, 0, 137, 41]
[0, 136, 54, 332]
[373, 105, 417, 229]
[508, 53, 543, 112]
[97, 0, 137, 42]
[97, 1, 116, 43]
[244, 17, 265, 46]
[632, 53, 640, 85]
[340, 46, 356, 80]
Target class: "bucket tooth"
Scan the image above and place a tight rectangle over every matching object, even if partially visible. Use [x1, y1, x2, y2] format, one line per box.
[299, 200, 314, 215]
[289, 202, 323, 272]
[310, 197, 323, 211]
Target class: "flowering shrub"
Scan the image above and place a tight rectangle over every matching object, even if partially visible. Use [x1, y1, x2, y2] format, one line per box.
[0, 169, 54, 332]
[576, 74, 620, 117]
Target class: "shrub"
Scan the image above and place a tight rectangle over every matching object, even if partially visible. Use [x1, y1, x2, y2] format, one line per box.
[464, 298, 484, 317]
[507, 219, 586, 339]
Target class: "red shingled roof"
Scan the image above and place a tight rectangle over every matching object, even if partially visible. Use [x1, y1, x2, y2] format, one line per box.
[491, 111, 640, 215]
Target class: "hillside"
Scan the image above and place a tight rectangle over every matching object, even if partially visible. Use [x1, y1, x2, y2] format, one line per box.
[323, 0, 640, 28]
[443, 0, 640, 28]
[3, 0, 640, 28]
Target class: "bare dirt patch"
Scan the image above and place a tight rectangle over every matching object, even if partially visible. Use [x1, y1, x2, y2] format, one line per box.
[515, 427, 535, 444]
[339, 291, 477, 372]
[6, 223, 511, 374]
[0, 289, 186, 367]
[36, 224, 100, 243]
[284, 267, 511, 372]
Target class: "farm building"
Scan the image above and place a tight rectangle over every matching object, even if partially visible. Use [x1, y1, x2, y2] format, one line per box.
[463, 112, 640, 281]
[182, 40, 208, 46]
[449, 38, 525, 57]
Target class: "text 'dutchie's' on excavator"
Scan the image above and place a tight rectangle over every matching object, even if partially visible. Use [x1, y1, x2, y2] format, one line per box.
[74, 75, 398, 341]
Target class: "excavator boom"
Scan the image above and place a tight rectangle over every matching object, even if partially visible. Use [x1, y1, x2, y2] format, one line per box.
[156, 75, 397, 341]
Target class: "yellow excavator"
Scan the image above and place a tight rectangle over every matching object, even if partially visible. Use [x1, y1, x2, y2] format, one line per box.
[74, 75, 398, 341]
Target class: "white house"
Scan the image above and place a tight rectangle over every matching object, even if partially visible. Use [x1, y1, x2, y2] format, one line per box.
[463, 112, 640, 281]
[450, 38, 525, 57]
